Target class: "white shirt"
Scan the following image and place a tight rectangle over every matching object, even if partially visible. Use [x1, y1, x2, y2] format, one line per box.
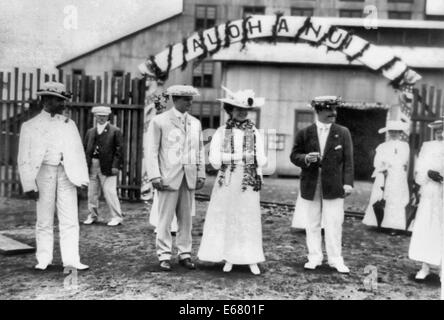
[172, 107, 187, 130]
[97, 121, 109, 135]
[41, 110, 65, 166]
[316, 120, 332, 158]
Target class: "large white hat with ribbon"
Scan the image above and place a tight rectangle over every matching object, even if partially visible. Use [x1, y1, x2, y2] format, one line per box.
[91, 106, 112, 116]
[378, 120, 410, 134]
[36, 81, 71, 100]
[217, 86, 265, 109]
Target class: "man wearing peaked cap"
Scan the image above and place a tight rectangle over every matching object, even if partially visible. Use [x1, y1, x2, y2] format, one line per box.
[17, 81, 90, 271]
[290, 95, 354, 274]
[145, 84, 205, 271]
[83, 106, 124, 227]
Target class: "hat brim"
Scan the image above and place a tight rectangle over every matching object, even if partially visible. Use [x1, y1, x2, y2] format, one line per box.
[94, 112, 111, 116]
[36, 91, 69, 100]
[378, 127, 408, 134]
[169, 93, 200, 97]
[428, 123, 444, 129]
[218, 98, 257, 109]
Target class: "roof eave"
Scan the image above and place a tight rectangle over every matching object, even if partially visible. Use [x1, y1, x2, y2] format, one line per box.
[56, 13, 182, 68]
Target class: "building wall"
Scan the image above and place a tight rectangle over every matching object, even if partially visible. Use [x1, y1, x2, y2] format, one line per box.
[223, 62, 444, 176]
[58, 0, 437, 87]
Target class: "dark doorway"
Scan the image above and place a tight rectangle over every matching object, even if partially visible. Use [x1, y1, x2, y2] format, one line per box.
[336, 108, 388, 181]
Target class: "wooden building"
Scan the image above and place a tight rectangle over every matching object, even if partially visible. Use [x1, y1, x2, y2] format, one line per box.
[56, 0, 444, 177]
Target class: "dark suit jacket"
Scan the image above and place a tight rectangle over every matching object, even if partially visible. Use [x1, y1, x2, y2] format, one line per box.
[84, 123, 123, 176]
[290, 123, 354, 200]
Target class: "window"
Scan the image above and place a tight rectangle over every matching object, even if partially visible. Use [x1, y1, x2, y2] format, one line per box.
[388, 11, 412, 19]
[268, 134, 286, 151]
[72, 69, 84, 76]
[294, 111, 314, 142]
[192, 62, 214, 88]
[190, 101, 221, 130]
[113, 70, 124, 79]
[291, 7, 314, 16]
[404, 29, 431, 46]
[243, 6, 265, 18]
[195, 5, 217, 31]
[430, 29, 444, 46]
[339, 9, 363, 18]
[426, 15, 444, 21]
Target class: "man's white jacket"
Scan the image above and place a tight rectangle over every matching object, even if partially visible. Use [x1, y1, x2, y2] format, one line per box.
[145, 108, 205, 190]
[17, 111, 89, 192]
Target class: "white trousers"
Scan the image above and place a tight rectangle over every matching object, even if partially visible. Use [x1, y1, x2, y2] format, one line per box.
[302, 178, 345, 265]
[35, 164, 81, 266]
[88, 159, 122, 219]
[156, 178, 194, 261]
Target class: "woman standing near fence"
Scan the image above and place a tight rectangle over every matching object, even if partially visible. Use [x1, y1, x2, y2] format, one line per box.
[197, 87, 267, 275]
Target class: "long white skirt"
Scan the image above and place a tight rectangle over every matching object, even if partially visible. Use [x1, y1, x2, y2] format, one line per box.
[409, 181, 443, 266]
[198, 165, 265, 265]
[363, 169, 410, 230]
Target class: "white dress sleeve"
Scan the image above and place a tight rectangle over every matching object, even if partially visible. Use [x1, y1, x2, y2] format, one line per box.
[209, 127, 243, 169]
[415, 143, 430, 186]
[254, 128, 267, 167]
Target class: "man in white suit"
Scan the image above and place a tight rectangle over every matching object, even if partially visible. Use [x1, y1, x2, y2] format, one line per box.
[17, 82, 90, 271]
[145, 85, 205, 271]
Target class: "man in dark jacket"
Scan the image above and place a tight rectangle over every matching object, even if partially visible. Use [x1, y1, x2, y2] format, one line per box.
[83, 106, 124, 226]
[290, 96, 354, 273]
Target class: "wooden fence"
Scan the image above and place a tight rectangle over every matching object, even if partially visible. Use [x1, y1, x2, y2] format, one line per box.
[408, 84, 444, 182]
[0, 67, 146, 200]
[1, 67, 443, 199]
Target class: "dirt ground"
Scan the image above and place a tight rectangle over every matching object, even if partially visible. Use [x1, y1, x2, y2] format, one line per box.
[0, 192, 441, 300]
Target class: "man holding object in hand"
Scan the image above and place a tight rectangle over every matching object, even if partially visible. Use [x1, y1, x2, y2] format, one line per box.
[290, 96, 354, 274]
[17, 82, 89, 271]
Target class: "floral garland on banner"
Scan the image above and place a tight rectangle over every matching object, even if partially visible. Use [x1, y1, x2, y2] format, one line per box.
[146, 16, 420, 91]
[271, 12, 284, 44]
[294, 17, 312, 43]
[217, 118, 262, 192]
[241, 16, 252, 50]
[209, 25, 222, 55]
[181, 37, 189, 71]
[224, 20, 232, 48]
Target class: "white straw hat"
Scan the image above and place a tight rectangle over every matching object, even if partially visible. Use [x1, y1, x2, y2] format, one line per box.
[91, 106, 112, 116]
[378, 120, 410, 134]
[36, 82, 71, 100]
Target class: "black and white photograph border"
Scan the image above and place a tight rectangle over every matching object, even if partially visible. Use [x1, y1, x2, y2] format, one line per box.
[1, 0, 444, 301]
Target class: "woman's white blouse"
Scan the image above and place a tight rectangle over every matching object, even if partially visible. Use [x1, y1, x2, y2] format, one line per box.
[209, 126, 267, 170]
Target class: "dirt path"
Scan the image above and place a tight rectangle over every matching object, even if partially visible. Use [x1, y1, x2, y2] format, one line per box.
[0, 199, 440, 300]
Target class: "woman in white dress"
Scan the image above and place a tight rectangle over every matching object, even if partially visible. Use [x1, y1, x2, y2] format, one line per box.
[198, 87, 267, 275]
[363, 121, 410, 233]
[409, 119, 444, 280]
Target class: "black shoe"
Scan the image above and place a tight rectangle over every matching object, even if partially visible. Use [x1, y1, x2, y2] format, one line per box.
[179, 258, 196, 270]
[159, 260, 172, 271]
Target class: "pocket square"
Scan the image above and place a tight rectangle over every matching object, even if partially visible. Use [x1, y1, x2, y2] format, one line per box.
[335, 145, 343, 150]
